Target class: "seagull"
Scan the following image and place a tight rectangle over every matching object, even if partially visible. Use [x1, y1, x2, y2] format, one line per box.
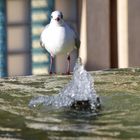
[40, 10, 80, 74]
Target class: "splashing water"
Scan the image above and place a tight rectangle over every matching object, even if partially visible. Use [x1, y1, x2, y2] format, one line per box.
[29, 57, 101, 111]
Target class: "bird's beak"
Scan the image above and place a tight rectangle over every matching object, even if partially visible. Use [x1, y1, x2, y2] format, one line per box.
[55, 17, 60, 21]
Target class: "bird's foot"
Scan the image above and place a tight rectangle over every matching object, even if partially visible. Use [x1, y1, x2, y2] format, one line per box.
[61, 72, 71, 75]
[67, 71, 71, 75]
[49, 71, 56, 75]
[67, 55, 70, 61]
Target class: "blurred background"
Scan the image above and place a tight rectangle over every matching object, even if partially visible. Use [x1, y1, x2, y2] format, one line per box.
[0, 0, 140, 77]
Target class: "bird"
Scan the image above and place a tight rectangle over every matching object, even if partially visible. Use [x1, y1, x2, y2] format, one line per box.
[40, 10, 80, 74]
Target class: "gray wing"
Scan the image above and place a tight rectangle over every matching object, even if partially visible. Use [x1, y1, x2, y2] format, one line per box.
[40, 40, 45, 48]
[68, 24, 81, 49]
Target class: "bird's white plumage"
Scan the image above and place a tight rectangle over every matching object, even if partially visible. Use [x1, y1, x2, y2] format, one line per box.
[41, 23, 75, 56]
[40, 11, 79, 57]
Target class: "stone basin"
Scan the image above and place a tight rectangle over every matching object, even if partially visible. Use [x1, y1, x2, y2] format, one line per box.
[0, 68, 140, 139]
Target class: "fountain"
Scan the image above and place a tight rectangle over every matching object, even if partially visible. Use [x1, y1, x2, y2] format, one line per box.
[29, 57, 101, 111]
[1, 58, 140, 139]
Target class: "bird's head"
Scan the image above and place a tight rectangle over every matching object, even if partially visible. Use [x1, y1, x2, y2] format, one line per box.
[50, 11, 64, 25]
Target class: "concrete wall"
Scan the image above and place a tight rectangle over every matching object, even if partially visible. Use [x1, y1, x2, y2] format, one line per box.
[7, 0, 31, 76]
[80, 0, 110, 70]
[128, 0, 140, 67]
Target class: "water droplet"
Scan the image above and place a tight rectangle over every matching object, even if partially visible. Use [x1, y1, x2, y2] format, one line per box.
[29, 57, 101, 111]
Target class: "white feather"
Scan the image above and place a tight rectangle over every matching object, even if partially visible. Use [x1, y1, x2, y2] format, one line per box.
[40, 11, 79, 57]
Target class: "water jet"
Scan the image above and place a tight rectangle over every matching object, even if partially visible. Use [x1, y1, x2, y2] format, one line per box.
[29, 57, 101, 111]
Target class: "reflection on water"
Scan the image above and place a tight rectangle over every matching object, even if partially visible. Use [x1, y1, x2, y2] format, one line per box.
[0, 68, 140, 139]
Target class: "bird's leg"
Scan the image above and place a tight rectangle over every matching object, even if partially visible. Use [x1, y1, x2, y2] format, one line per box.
[49, 55, 53, 74]
[67, 55, 70, 75]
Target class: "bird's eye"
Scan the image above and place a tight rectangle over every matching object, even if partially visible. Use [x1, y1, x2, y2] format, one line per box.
[51, 16, 53, 18]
